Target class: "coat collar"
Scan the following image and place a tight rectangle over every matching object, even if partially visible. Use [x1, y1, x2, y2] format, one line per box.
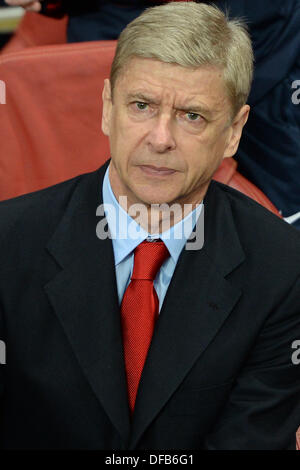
[129, 180, 245, 448]
[45, 160, 131, 446]
[44, 162, 245, 449]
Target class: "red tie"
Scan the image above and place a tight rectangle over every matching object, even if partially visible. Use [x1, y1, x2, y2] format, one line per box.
[120, 240, 170, 414]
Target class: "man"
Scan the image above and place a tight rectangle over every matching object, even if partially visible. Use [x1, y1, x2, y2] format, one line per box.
[0, 2, 299, 450]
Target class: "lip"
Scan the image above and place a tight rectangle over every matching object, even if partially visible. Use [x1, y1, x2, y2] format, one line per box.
[139, 165, 177, 177]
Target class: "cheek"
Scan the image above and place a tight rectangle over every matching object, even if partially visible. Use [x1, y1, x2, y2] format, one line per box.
[111, 114, 145, 149]
[109, 116, 130, 157]
[193, 130, 227, 162]
[184, 137, 211, 170]
[183, 134, 225, 181]
[109, 120, 144, 178]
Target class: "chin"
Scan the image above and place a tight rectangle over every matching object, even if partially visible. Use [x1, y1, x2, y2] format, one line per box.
[136, 191, 179, 206]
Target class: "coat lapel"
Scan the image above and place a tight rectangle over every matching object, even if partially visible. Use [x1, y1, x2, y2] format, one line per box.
[41, 161, 245, 449]
[44, 162, 131, 446]
[130, 181, 245, 449]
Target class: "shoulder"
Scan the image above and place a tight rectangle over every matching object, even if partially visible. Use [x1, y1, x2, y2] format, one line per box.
[0, 169, 97, 245]
[210, 181, 300, 272]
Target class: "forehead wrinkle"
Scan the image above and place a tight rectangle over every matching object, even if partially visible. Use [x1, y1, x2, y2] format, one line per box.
[126, 90, 224, 121]
[126, 87, 214, 111]
[126, 91, 161, 105]
[118, 64, 230, 119]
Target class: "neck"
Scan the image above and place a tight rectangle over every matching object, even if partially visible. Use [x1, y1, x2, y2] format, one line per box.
[108, 163, 207, 234]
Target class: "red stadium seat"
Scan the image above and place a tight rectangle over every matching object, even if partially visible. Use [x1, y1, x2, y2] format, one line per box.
[1, 11, 67, 55]
[0, 41, 113, 199]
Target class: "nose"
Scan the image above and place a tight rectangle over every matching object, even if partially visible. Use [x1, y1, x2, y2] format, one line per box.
[146, 114, 176, 154]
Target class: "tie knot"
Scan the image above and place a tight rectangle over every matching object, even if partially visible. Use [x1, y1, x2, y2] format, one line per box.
[131, 240, 170, 281]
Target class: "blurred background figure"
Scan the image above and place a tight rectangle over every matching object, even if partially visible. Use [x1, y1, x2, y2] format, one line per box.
[216, 0, 300, 230]
[3, 1, 182, 41]
[0, 0, 24, 47]
[2, 0, 300, 228]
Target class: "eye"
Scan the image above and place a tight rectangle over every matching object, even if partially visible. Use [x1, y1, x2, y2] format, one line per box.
[186, 112, 201, 121]
[135, 102, 149, 110]
[177, 110, 206, 134]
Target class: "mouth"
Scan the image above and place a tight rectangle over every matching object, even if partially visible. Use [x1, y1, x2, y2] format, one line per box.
[139, 165, 177, 177]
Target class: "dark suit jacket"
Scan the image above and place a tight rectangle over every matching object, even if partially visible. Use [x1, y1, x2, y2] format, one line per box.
[0, 161, 300, 449]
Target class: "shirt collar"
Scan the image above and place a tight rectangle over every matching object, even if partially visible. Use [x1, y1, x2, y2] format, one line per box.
[102, 164, 203, 266]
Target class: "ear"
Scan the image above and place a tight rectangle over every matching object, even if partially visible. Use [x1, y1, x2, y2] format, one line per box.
[101, 78, 113, 137]
[223, 105, 250, 158]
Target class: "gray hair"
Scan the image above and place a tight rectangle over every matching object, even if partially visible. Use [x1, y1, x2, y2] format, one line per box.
[110, 1, 254, 116]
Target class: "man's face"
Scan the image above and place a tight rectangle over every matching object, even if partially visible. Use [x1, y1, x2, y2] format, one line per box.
[102, 57, 249, 207]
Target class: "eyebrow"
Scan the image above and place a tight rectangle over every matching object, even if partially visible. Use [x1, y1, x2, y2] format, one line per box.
[126, 92, 160, 105]
[179, 104, 213, 119]
[126, 91, 214, 119]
